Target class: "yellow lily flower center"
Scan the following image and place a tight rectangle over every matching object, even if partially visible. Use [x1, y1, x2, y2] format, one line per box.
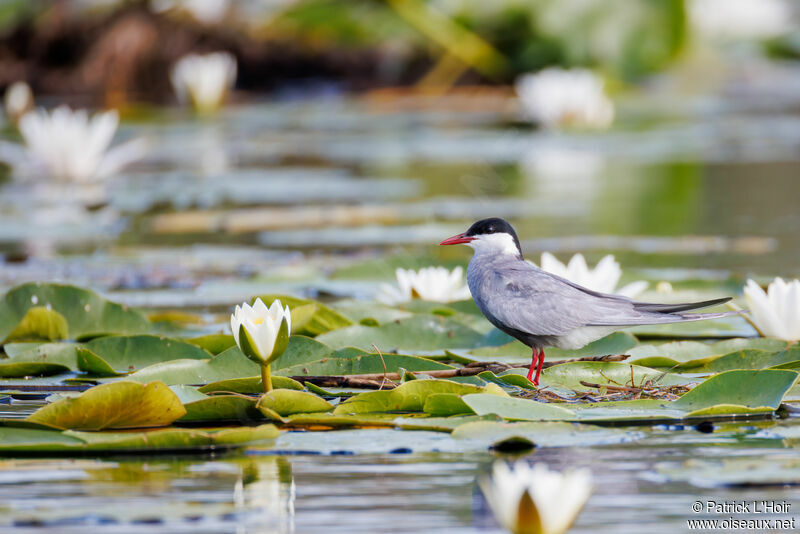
[253, 317, 264, 325]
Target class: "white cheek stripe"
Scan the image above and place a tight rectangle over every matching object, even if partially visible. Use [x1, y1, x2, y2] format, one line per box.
[467, 233, 520, 256]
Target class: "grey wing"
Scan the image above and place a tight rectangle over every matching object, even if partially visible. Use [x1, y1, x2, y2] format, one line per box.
[478, 265, 635, 337]
[480, 263, 724, 337]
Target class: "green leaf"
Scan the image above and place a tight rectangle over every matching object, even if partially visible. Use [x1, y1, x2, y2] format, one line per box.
[539, 361, 693, 390]
[4, 306, 68, 342]
[181, 395, 263, 423]
[0, 361, 70, 378]
[0, 282, 150, 341]
[698, 347, 800, 373]
[672, 369, 798, 413]
[257, 389, 334, 417]
[255, 294, 353, 336]
[183, 334, 236, 354]
[422, 393, 474, 416]
[464, 332, 638, 362]
[276, 351, 453, 376]
[77, 335, 213, 375]
[628, 338, 790, 369]
[122, 345, 260, 385]
[198, 375, 304, 394]
[27, 381, 186, 430]
[334, 380, 491, 415]
[461, 394, 577, 421]
[315, 315, 486, 352]
[0, 424, 279, 454]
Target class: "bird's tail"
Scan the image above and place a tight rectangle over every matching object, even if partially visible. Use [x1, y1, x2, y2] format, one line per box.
[633, 296, 731, 314]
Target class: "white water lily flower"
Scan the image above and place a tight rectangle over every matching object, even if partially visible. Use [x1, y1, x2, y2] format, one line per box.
[377, 266, 471, 305]
[171, 52, 237, 113]
[689, 0, 791, 40]
[743, 278, 800, 341]
[4, 81, 33, 124]
[231, 298, 292, 365]
[15, 106, 145, 182]
[515, 68, 614, 129]
[480, 461, 592, 534]
[539, 252, 648, 298]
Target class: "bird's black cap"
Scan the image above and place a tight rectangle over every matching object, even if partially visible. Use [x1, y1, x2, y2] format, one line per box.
[465, 217, 522, 257]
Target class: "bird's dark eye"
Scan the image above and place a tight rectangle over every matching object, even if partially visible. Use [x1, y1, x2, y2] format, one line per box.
[487, 226, 495, 233]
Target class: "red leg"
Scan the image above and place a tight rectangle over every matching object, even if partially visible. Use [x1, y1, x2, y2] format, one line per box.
[532, 348, 546, 386]
[526, 348, 540, 383]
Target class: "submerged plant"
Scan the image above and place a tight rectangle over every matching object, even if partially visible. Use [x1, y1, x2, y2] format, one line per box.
[14, 106, 145, 183]
[231, 298, 291, 393]
[480, 461, 592, 534]
[171, 52, 237, 113]
[743, 278, 800, 341]
[377, 266, 471, 305]
[538, 252, 647, 297]
[515, 68, 614, 130]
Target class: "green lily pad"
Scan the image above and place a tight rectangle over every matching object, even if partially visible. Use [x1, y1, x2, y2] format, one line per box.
[672, 369, 797, 413]
[316, 315, 486, 351]
[255, 294, 353, 336]
[698, 347, 800, 373]
[27, 381, 186, 430]
[257, 389, 334, 417]
[422, 393, 474, 416]
[77, 335, 213, 375]
[122, 346, 261, 385]
[1, 343, 80, 369]
[538, 361, 693, 390]
[0, 283, 150, 342]
[333, 380, 496, 415]
[276, 350, 453, 377]
[464, 332, 638, 362]
[0, 362, 70, 378]
[198, 375, 304, 394]
[183, 334, 237, 354]
[628, 338, 790, 369]
[0, 424, 279, 454]
[181, 394, 263, 423]
[4, 307, 69, 342]
[461, 394, 577, 421]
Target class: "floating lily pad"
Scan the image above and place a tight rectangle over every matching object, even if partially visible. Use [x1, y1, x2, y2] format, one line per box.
[77, 335, 213, 375]
[181, 394, 263, 423]
[461, 394, 577, 421]
[698, 347, 800, 373]
[628, 338, 790, 369]
[198, 376, 304, 394]
[316, 315, 486, 351]
[0, 424, 279, 455]
[0, 283, 150, 342]
[183, 334, 237, 354]
[628, 316, 754, 339]
[4, 307, 69, 343]
[538, 361, 692, 389]
[255, 294, 353, 336]
[0, 362, 70, 378]
[257, 389, 334, 417]
[464, 332, 638, 362]
[333, 379, 497, 415]
[27, 381, 186, 430]
[122, 346, 261, 385]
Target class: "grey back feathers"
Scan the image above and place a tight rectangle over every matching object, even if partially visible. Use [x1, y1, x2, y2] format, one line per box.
[466, 247, 738, 350]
